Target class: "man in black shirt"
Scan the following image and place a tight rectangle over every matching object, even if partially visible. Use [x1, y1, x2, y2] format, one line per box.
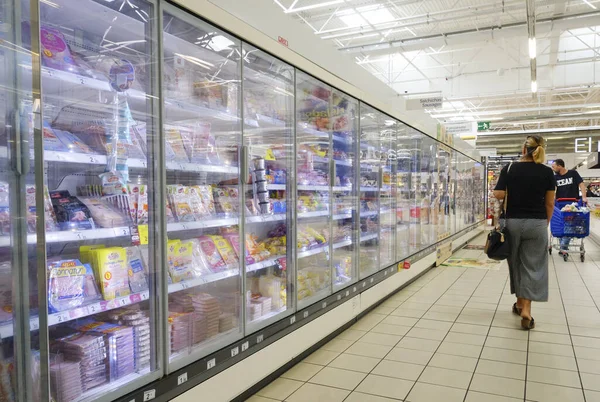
[551, 159, 587, 253]
[551, 159, 587, 202]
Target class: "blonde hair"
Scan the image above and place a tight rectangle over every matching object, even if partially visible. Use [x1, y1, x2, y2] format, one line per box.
[524, 135, 546, 164]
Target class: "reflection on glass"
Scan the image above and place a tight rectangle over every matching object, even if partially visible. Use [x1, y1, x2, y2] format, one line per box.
[162, 8, 243, 368]
[379, 119, 396, 269]
[395, 125, 411, 261]
[358, 104, 381, 278]
[409, 130, 422, 252]
[331, 90, 358, 290]
[296, 72, 332, 307]
[242, 45, 295, 331]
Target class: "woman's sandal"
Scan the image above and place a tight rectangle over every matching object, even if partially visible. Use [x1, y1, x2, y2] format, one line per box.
[521, 317, 535, 330]
[512, 303, 522, 316]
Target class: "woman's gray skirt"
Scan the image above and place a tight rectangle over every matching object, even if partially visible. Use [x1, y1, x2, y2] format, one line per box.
[505, 219, 549, 302]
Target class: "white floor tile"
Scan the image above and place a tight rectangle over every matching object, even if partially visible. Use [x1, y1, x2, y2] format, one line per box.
[371, 359, 425, 381]
[527, 365, 582, 388]
[396, 336, 441, 352]
[476, 359, 526, 380]
[406, 382, 466, 402]
[526, 381, 585, 402]
[419, 366, 472, 389]
[281, 363, 323, 381]
[355, 374, 414, 400]
[328, 353, 381, 373]
[308, 367, 367, 390]
[469, 373, 525, 399]
[345, 342, 393, 359]
[285, 383, 350, 402]
[257, 378, 304, 400]
[429, 353, 478, 372]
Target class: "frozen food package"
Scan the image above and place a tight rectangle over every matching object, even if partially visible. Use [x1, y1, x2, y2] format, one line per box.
[131, 123, 148, 156]
[78, 197, 128, 228]
[51, 332, 108, 391]
[93, 247, 130, 301]
[47, 259, 91, 313]
[50, 190, 95, 231]
[168, 185, 195, 223]
[188, 186, 209, 219]
[36, 25, 79, 73]
[167, 240, 196, 283]
[194, 185, 216, 216]
[165, 126, 189, 163]
[183, 122, 217, 164]
[209, 235, 238, 268]
[43, 185, 59, 232]
[186, 238, 212, 276]
[137, 185, 149, 225]
[197, 236, 226, 272]
[49, 358, 84, 402]
[43, 122, 69, 152]
[25, 184, 37, 233]
[0, 262, 13, 323]
[72, 320, 135, 381]
[54, 129, 95, 154]
[125, 246, 148, 293]
[126, 184, 140, 223]
[213, 187, 235, 215]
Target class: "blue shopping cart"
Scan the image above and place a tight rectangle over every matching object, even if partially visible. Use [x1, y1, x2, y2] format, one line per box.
[549, 198, 591, 262]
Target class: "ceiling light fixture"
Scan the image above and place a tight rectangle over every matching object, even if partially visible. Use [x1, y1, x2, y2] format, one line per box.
[285, 0, 344, 13]
[528, 38, 536, 59]
[582, 0, 597, 9]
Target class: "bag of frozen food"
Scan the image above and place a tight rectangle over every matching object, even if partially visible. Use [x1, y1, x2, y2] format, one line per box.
[168, 185, 195, 222]
[181, 122, 217, 164]
[197, 236, 226, 272]
[0, 183, 9, 236]
[167, 240, 196, 283]
[213, 187, 235, 215]
[93, 247, 130, 301]
[193, 185, 216, 216]
[186, 238, 212, 276]
[54, 129, 95, 154]
[125, 246, 148, 293]
[131, 123, 148, 157]
[188, 187, 209, 219]
[137, 185, 149, 225]
[43, 122, 69, 152]
[47, 259, 91, 312]
[50, 190, 95, 231]
[208, 235, 238, 268]
[165, 126, 189, 163]
[78, 197, 127, 228]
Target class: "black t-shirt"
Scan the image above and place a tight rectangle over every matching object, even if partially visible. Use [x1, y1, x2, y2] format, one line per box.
[555, 170, 583, 199]
[494, 162, 556, 219]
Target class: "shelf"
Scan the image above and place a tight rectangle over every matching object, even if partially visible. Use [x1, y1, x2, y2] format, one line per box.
[332, 186, 352, 192]
[267, 184, 287, 190]
[300, 127, 351, 144]
[247, 306, 287, 328]
[168, 269, 240, 294]
[360, 186, 378, 192]
[332, 213, 352, 220]
[332, 239, 352, 249]
[298, 210, 329, 219]
[360, 233, 378, 242]
[246, 256, 285, 273]
[167, 217, 239, 232]
[360, 210, 379, 217]
[312, 157, 353, 167]
[0, 146, 239, 175]
[297, 288, 332, 310]
[298, 185, 330, 191]
[246, 214, 287, 224]
[0, 268, 241, 339]
[0, 227, 132, 247]
[297, 245, 328, 259]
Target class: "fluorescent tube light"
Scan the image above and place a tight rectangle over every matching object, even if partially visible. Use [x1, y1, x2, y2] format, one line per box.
[531, 81, 538, 93]
[528, 38, 536, 59]
[582, 0, 597, 10]
[285, 0, 344, 13]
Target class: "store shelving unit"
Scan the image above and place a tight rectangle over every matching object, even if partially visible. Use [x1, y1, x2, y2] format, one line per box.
[0, 0, 485, 401]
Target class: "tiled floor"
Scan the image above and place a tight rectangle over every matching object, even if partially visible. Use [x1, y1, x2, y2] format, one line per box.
[248, 234, 600, 402]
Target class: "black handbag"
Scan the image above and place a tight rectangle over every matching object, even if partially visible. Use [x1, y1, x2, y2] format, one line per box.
[485, 164, 512, 261]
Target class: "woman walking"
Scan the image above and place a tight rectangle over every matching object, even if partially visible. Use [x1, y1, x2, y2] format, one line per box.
[493, 135, 556, 330]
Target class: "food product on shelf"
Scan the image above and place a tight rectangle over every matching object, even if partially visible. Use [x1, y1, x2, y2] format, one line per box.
[78, 197, 128, 228]
[50, 190, 95, 231]
[197, 235, 227, 272]
[91, 247, 130, 301]
[47, 259, 99, 313]
[297, 266, 331, 301]
[49, 357, 84, 402]
[101, 308, 151, 370]
[125, 246, 149, 293]
[209, 235, 239, 268]
[165, 126, 189, 163]
[167, 240, 196, 283]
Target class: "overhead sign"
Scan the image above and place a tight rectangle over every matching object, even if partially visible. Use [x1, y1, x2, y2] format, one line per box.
[444, 122, 473, 135]
[406, 96, 443, 110]
[477, 121, 491, 131]
[575, 137, 600, 153]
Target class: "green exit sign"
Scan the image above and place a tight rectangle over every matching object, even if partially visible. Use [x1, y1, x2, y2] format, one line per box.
[477, 121, 491, 131]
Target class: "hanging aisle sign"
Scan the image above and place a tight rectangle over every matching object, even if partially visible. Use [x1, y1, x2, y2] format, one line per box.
[406, 96, 443, 110]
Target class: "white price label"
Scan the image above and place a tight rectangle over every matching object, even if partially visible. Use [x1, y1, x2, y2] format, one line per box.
[322, 302, 327, 309]
[256, 334, 264, 344]
[370, 278, 374, 283]
[345, 291, 350, 297]
[74, 232, 87, 241]
[177, 373, 188, 385]
[231, 346, 239, 357]
[143, 390, 156, 401]
[303, 311, 309, 318]
[30, 320, 39, 331]
[207, 358, 216, 370]
[290, 316, 296, 325]
[384, 271, 387, 276]
[362, 282, 366, 288]
[241, 341, 249, 352]
[353, 287, 357, 292]
[337, 295, 341, 301]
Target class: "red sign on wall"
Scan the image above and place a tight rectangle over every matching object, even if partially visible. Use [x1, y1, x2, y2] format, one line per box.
[278, 36, 289, 47]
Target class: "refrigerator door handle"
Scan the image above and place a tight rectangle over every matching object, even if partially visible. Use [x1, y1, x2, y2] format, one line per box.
[241, 145, 249, 185]
[8, 111, 22, 176]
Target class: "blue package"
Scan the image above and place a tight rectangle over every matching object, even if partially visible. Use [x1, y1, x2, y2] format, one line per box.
[47, 259, 91, 313]
[43, 122, 69, 152]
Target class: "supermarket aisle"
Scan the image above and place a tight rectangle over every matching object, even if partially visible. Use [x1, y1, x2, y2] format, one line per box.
[248, 235, 600, 402]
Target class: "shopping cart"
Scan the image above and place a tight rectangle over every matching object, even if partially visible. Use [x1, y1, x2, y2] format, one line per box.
[549, 198, 590, 262]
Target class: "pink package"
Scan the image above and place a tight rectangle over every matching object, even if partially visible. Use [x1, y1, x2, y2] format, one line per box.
[39, 26, 78, 72]
[197, 236, 226, 272]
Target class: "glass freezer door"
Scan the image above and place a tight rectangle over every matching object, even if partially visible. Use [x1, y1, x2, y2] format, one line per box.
[0, 0, 39, 399]
[33, 0, 162, 400]
[395, 124, 412, 261]
[295, 72, 333, 309]
[330, 90, 358, 290]
[358, 104, 381, 279]
[162, 6, 243, 371]
[379, 118, 396, 270]
[242, 45, 295, 332]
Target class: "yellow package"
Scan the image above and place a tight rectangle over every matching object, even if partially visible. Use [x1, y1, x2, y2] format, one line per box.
[169, 240, 195, 283]
[209, 235, 238, 268]
[79, 245, 104, 265]
[94, 247, 130, 300]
